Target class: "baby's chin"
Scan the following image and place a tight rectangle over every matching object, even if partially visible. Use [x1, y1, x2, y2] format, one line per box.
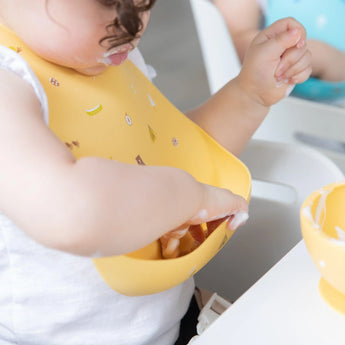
[74, 64, 108, 76]
[39, 53, 109, 76]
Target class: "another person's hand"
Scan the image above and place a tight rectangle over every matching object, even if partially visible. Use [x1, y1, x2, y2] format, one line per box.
[160, 184, 248, 258]
[237, 17, 312, 106]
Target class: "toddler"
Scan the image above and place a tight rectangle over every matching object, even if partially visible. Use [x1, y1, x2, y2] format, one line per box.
[0, 0, 311, 344]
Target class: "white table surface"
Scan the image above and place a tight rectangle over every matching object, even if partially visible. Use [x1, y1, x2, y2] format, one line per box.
[191, 240, 345, 345]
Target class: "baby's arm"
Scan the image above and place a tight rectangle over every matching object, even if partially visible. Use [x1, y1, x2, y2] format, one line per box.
[0, 69, 248, 257]
[188, 17, 311, 156]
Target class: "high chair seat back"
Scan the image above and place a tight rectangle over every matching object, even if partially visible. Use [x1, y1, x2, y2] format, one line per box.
[189, 0, 241, 95]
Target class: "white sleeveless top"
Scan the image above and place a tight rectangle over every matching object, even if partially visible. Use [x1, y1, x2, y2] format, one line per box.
[0, 46, 194, 345]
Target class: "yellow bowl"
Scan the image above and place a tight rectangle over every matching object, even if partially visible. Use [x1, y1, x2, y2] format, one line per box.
[93, 141, 251, 296]
[301, 181, 345, 314]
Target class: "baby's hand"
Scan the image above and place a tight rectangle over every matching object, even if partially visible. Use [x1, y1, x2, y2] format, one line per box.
[238, 17, 312, 106]
[160, 184, 248, 259]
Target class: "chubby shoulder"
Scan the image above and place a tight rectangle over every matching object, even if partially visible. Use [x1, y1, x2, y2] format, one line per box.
[0, 46, 48, 123]
[0, 68, 43, 121]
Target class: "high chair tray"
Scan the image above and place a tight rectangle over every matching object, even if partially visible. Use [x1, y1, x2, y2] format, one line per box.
[191, 241, 345, 345]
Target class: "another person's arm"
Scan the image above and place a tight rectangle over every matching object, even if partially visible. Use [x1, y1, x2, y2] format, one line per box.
[214, 0, 262, 61]
[307, 40, 345, 81]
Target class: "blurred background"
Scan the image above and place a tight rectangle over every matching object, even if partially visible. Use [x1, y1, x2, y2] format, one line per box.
[139, 0, 209, 111]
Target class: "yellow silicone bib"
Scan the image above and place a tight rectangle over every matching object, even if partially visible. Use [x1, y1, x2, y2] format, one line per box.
[1, 26, 251, 296]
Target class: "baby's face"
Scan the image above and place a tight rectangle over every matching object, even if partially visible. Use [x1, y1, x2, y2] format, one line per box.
[1, 0, 150, 75]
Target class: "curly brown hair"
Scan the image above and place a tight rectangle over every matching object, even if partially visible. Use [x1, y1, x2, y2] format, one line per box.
[97, 0, 156, 49]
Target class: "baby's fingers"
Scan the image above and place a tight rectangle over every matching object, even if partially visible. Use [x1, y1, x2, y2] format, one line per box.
[160, 184, 249, 259]
[276, 49, 312, 84]
[284, 66, 312, 89]
[254, 17, 306, 59]
[189, 184, 249, 231]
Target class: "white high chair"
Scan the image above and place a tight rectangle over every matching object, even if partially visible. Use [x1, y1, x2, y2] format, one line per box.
[189, 0, 345, 301]
[189, 0, 241, 95]
[195, 139, 344, 301]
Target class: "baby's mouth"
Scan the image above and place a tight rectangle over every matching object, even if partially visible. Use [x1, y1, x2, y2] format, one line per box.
[100, 52, 128, 66]
[98, 44, 133, 66]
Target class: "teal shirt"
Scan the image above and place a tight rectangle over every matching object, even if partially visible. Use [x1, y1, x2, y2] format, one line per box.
[265, 0, 345, 102]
